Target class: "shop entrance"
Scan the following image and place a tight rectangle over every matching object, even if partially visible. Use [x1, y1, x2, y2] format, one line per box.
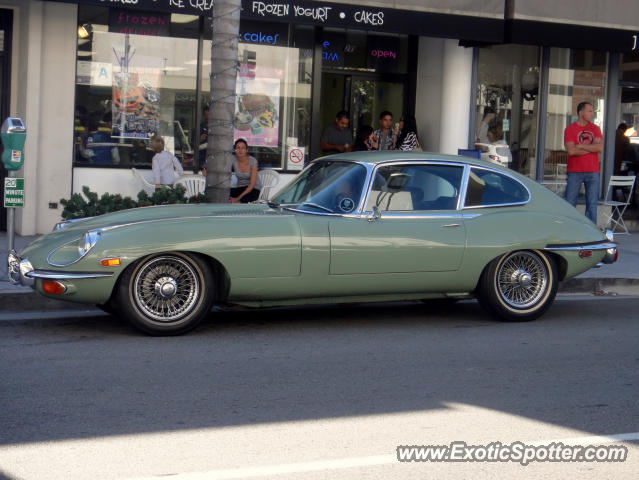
[0, 8, 13, 231]
[320, 72, 405, 147]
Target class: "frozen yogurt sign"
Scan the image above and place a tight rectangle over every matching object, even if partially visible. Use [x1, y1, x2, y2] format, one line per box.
[249, 0, 385, 28]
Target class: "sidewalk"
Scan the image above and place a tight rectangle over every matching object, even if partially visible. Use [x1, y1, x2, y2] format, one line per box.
[1, 229, 638, 313]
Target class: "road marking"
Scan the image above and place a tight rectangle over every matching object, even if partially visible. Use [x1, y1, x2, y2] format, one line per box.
[126, 432, 639, 480]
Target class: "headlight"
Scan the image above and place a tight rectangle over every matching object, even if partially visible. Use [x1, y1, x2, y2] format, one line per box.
[47, 229, 103, 267]
[78, 230, 101, 258]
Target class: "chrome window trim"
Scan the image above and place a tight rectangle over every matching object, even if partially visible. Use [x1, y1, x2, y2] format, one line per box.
[374, 212, 468, 220]
[360, 160, 467, 215]
[461, 165, 532, 209]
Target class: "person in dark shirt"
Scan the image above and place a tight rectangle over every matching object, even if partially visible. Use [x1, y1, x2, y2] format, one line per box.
[320, 110, 353, 154]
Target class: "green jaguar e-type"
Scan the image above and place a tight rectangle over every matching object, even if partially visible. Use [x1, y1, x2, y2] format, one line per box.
[9, 152, 617, 335]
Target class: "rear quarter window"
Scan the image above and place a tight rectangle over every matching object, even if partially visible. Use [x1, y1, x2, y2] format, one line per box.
[464, 167, 529, 207]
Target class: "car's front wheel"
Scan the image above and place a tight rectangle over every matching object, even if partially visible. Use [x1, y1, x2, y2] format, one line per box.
[477, 250, 557, 322]
[117, 253, 215, 335]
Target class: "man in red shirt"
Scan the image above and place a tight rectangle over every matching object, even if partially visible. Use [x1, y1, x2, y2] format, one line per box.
[563, 101, 603, 224]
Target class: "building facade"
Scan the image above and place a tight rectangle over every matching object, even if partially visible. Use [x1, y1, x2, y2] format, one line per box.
[1, 0, 638, 234]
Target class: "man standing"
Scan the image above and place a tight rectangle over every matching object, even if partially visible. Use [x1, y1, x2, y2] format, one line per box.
[564, 101, 603, 224]
[320, 110, 353, 154]
[373, 111, 396, 150]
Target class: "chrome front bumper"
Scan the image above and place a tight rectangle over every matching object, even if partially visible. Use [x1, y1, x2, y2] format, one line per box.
[8, 250, 35, 286]
[8, 250, 114, 286]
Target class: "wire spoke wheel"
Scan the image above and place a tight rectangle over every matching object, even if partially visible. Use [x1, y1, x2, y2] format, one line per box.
[119, 252, 215, 335]
[496, 251, 548, 309]
[133, 256, 200, 322]
[478, 249, 557, 322]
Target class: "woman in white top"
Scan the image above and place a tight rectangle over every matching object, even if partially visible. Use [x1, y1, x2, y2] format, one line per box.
[150, 135, 183, 189]
[230, 138, 262, 203]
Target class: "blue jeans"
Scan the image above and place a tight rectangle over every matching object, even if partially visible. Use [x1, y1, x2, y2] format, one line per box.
[565, 172, 600, 224]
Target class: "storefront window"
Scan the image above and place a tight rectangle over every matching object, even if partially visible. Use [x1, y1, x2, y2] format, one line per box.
[200, 21, 313, 171]
[74, 6, 200, 169]
[544, 48, 607, 187]
[319, 29, 408, 143]
[476, 45, 540, 178]
[620, 49, 639, 148]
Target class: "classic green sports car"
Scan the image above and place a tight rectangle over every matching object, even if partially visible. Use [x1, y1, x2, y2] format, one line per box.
[9, 152, 617, 335]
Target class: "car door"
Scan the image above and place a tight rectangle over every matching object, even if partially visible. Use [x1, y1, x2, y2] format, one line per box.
[329, 162, 466, 275]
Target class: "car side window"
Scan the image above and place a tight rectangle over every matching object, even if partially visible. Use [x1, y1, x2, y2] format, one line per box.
[464, 167, 530, 207]
[366, 164, 463, 211]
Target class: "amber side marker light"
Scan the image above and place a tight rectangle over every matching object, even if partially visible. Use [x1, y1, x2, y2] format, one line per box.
[578, 250, 593, 258]
[101, 258, 121, 267]
[42, 280, 66, 295]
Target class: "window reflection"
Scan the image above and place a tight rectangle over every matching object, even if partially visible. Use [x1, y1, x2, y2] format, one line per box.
[543, 48, 607, 191]
[476, 45, 540, 178]
[74, 6, 199, 169]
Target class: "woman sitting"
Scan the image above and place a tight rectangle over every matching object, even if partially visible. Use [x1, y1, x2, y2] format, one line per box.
[395, 114, 421, 151]
[230, 138, 262, 203]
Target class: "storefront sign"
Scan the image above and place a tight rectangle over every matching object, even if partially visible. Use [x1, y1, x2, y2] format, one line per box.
[109, 9, 171, 37]
[4, 178, 24, 208]
[242, 0, 503, 42]
[44, 0, 503, 42]
[239, 20, 288, 46]
[43, 0, 213, 17]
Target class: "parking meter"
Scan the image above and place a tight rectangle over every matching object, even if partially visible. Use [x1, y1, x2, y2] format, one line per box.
[1, 117, 26, 171]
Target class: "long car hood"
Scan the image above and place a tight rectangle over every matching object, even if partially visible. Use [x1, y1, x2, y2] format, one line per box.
[60, 203, 277, 232]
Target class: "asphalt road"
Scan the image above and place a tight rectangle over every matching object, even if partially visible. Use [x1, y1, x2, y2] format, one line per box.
[1, 296, 638, 480]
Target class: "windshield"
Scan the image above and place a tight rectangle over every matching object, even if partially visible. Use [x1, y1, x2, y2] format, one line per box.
[272, 161, 367, 214]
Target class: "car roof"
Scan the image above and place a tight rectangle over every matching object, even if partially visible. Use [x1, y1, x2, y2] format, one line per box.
[318, 151, 503, 170]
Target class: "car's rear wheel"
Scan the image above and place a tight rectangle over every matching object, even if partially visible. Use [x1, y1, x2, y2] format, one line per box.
[117, 253, 215, 335]
[477, 250, 557, 322]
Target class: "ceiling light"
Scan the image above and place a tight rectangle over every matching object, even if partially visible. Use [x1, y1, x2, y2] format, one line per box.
[77, 24, 92, 39]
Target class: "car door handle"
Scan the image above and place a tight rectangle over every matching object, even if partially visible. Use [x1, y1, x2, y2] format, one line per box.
[442, 223, 461, 228]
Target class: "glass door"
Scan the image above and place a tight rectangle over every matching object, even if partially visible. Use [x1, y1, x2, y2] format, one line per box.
[350, 77, 404, 138]
[319, 73, 404, 148]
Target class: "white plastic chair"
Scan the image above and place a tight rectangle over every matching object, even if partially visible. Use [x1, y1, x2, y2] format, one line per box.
[174, 174, 206, 198]
[599, 175, 636, 234]
[257, 169, 280, 201]
[131, 168, 155, 194]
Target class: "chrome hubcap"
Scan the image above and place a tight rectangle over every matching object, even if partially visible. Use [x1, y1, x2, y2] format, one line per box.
[133, 256, 200, 322]
[497, 252, 548, 309]
[155, 277, 178, 299]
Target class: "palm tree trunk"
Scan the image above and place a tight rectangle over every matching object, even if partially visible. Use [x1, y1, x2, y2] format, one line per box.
[206, 0, 240, 202]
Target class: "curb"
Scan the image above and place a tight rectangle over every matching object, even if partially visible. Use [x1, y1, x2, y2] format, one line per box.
[1, 278, 637, 314]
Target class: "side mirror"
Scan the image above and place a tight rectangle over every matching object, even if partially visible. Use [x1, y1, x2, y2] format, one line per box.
[367, 206, 381, 222]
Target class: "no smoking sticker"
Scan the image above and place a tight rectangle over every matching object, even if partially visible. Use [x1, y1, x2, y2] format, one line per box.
[287, 146, 305, 171]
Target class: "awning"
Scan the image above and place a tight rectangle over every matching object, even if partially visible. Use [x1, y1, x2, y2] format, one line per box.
[506, 0, 639, 52]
